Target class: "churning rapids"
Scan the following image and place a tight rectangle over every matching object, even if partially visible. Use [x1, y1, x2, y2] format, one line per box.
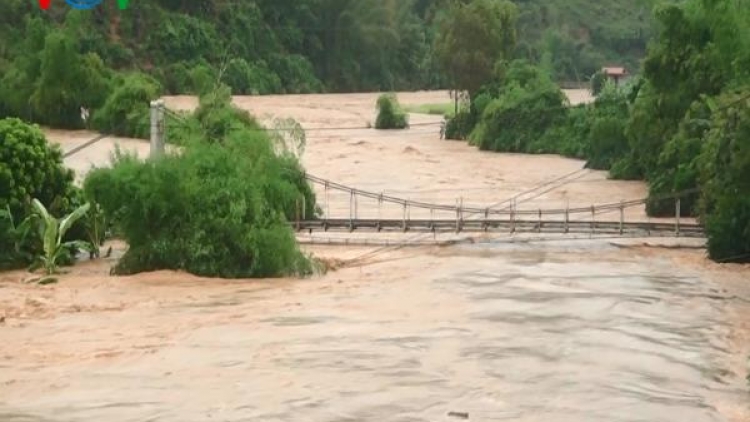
[1, 91, 748, 422]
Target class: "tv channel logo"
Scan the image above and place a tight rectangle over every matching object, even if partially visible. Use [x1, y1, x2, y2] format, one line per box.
[39, 0, 130, 10]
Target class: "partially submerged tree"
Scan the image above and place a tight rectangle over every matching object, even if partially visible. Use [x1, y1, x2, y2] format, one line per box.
[375, 94, 409, 129]
[84, 87, 318, 278]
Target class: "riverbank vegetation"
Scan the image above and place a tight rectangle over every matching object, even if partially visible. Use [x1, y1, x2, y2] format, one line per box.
[402, 103, 457, 117]
[0, 118, 86, 272]
[1, 0, 748, 264]
[1, 86, 318, 278]
[84, 86, 318, 277]
[0, 0, 655, 124]
[441, 0, 750, 262]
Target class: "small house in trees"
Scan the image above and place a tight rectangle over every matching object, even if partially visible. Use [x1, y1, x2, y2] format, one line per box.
[602, 67, 629, 86]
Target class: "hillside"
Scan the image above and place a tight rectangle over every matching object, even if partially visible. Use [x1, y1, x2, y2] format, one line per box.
[514, 0, 657, 81]
[0, 0, 657, 97]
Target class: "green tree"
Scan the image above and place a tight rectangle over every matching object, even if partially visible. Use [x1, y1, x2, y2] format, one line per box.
[83, 89, 318, 278]
[590, 70, 606, 96]
[584, 83, 630, 170]
[0, 17, 49, 122]
[434, 0, 518, 97]
[313, 0, 428, 91]
[645, 99, 710, 216]
[469, 62, 567, 152]
[222, 58, 282, 95]
[623, 1, 750, 181]
[31, 31, 111, 128]
[92, 73, 161, 139]
[0, 118, 80, 269]
[698, 89, 750, 262]
[0, 118, 76, 218]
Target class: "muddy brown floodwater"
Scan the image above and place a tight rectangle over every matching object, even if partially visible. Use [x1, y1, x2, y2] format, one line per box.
[2, 91, 749, 422]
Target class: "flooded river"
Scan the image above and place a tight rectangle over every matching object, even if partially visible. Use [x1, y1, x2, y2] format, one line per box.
[1, 91, 748, 421]
[1, 242, 748, 421]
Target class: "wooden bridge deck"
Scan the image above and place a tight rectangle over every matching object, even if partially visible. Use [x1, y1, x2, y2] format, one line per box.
[292, 218, 705, 238]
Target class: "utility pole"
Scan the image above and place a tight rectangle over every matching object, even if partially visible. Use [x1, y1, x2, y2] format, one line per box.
[150, 99, 165, 159]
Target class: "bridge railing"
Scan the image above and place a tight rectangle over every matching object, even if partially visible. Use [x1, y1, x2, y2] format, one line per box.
[295, 173, 702, 238]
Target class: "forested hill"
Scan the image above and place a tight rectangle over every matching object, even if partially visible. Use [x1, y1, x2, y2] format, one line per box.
[0, 0, 656, 95]
[514, 0, 657, 82]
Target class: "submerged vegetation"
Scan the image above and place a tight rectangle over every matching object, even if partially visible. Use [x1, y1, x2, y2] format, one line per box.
[1, 85, 319, 278]
[83, 86, 317, 278]
[402, 103, 458, 117]
[375, 94, 409, 129]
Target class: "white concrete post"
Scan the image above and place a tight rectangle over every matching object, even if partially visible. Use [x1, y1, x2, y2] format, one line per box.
[149, 99, 165, 159]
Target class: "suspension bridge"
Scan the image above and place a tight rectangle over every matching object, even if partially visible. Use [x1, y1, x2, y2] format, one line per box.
[60, 102, 705, 242]
[292, 173, 704, 239]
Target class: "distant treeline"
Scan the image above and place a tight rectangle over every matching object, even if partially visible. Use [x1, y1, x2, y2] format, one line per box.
[0, 0, 654, 104]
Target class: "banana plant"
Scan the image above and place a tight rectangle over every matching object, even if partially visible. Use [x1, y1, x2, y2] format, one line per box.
[31, 199, 92, 275]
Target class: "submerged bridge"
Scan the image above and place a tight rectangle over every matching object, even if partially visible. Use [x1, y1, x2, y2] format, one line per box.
[57, 114, 704, 240]
[291, 173, 704, 239]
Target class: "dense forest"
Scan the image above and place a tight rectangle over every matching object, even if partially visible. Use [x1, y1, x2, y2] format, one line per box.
[0, 0, 654, 97]
[443, 0, 750, 262]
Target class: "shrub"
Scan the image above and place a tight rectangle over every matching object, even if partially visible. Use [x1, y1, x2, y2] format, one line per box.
[582, 83, 630, 169]
[590, 70, 606, 95]
[698, 89, 750, 262]
[269, 54, 324, 94]
[184, 85, 317, 219]
[375, 94, 409, 129]
[534, 105, 590, 158]
[0, 205, 37, 270]
[585, 116, 629, 170]
[645, 100, 709, 216]
[445, 110, 475, 140]
[83, 134, 315, 278]
[223, 58, 255, 94]
[469, 82, 567, 152]
[158, 62, 193, 94]
[609, 155, 644, 180]
[182, 84, 263, 142]
[84, 86, 318, 278]
[0, 118, 79, 268]
[223, 58, 282, 95]
[0, 118, 76, 217]
[703, 194, 750, 263]
[91, 73, 161, 139]
[188, 63, 217, 96]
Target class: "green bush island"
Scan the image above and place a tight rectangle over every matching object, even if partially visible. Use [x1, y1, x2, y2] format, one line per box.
[84, 135, 315, 278]
[84, 87, 318, 278]
[375, 94, 409, 129]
